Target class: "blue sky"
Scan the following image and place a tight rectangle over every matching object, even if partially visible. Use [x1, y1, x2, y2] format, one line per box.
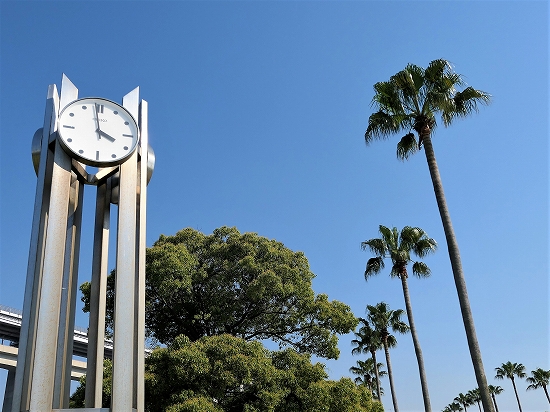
[0, 1, 548, 411]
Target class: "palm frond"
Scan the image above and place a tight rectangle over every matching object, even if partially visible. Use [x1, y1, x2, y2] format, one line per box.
[361, 238, 386, 256]
[442, 86, 491, 126]
[412, 261, 431, 278]
[365, 111, 404, 143]
[365, 257, 385, 279]
[396, 132, 418, 160]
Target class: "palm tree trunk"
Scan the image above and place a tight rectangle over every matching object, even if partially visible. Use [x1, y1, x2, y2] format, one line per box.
[511, 378, 523, 412]
[371, 349, 382, 401]
[421, 132, 494, 412]
[544, 385, 550, 404]
[491, 394, 500, 412]
[383, 339, 399, 412]
[400, 275, 431, 412]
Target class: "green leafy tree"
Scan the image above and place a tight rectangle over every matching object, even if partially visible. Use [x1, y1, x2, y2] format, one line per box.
[495, 361, 526, 412]
[364, 58, 492, 412]
[367, 302, 409, 412]
[526, 367, 550, 404]
[488, 385, 504, 412]
[362, 225, 436, 412]
[351, 319, 384, 400]
[81, 226, 357, 359]
[69, 359, 113, 408]
[70, 335, 384, 412]
[454, 393, 473, 412]
[349, 358, 386, 399]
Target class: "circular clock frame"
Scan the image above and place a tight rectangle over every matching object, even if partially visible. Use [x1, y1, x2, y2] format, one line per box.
[57, 97, 140, 167]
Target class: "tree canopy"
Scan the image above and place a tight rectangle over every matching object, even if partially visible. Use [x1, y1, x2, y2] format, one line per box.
[81, 226, 358, 359]
[71, 334, 384, 412]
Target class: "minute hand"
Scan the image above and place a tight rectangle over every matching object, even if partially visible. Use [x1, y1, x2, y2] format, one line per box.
[98, 130, 116, 142]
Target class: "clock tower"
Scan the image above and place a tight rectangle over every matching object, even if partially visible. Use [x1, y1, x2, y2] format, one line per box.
[10, 75, 153, 412]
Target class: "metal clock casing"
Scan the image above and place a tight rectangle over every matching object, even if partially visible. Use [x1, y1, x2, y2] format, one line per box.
[57, 97, 139, 167]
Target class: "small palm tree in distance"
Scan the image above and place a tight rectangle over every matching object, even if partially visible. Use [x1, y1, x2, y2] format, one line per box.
[367, 302, 409, 412]
[467, 388, 481, 412]
[351, 318, 384, 400]
[488, 385, 504, 412]
[495, 361, 527, 412]
[362, 225, 436, 412]
[454, 392, 473, 412]
[526, 367, 550, 404]
[443, 402, 463, 412]
[364, 58, 493, 412]
[349, 358, 386, 399]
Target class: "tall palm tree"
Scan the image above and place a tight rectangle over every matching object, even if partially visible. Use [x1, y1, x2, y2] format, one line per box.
[454, 392, 473, 412]
[362, 225, 436, 412]
[364, 58, 493, 412]
[351, 318, 384, 400]
[467, 388, 481, 412]
[488, 385, 504, 412]
[526, 367, 550, 403]
[495, 361, 526, 412]
[367, 302, 409, 412]
[349, 358, 387, 398]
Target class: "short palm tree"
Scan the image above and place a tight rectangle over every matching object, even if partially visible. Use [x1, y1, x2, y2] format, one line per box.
[495, 361, 526, 412]
[467, 388, 481, 412]
[443, 402, 463, 412]
[526, 367, 550, 403]
[364, 58, 493, 412]
[488, 385, 504, 412]
[351, 319, 384, 400]
[367, 302, 409, 412]
[349, 358, 386, 398]
[362, 225, 436, 412]
[454, 392, 473, 412]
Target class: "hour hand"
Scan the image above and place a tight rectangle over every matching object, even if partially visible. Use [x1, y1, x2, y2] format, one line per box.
[99, 130, 116, 142]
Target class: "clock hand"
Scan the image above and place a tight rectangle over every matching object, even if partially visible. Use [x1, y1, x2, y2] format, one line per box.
[99, 130, 116, 142]
[93, 103, 102, 140]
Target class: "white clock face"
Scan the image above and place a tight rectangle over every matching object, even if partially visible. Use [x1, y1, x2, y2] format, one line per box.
[58, 98, 139, 167]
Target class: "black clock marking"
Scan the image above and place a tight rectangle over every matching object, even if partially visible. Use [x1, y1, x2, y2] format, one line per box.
[124, 121, 129, 125]
[67, 138, 73, 142]
[63, 125, 75, 129]
[82, 106, 87, 110]
[96, 104, 104, 113]
[69, 113, 74, 117]
[122, 134, 133, 137]
[111, 154, 117, 158]
[123, 146, 128, 150]
[96, 151, 100, 160]
[78, 150, 84, 154]
[114, 111, 119, 115]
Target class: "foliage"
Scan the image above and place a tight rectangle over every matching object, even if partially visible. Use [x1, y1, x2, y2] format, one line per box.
[364, 58, 492, 412]
[362, 225, 436, 280]
[80, 226, 358, 359]
[495, 362, 527, 381]
[526, 368, 550, 403]
[526, 367, 550, 390]
[349, 358, 386, 398]
[495, 362, 526, 412]
[466, 388, 481, 411]
[71, 334, 383, 412]
[69, 359, 113, 408]
[454, 393, 473, 411]
[364, 58, 491, 159]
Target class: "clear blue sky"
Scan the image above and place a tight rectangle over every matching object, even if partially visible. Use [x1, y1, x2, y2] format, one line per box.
[1, 1, 548, 411]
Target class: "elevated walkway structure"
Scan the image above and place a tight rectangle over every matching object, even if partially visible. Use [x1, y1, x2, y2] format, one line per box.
[0, 305, 113, 412]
